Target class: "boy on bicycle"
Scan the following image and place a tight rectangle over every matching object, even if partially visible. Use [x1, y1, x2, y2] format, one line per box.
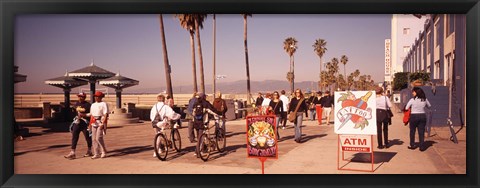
[192, 93, 220, 157]
[150, 94, 181, 157]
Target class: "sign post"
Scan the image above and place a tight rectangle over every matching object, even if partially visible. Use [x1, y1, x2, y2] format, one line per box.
[334, 91, 377, 172]
[246, 115, 278, 174]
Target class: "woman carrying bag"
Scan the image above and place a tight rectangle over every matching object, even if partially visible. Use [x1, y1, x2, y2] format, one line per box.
[375, 87, 392, 149]
[288, 89, 308, 143]
[268, 91, 283, 140]
[405, 87, 431, 151]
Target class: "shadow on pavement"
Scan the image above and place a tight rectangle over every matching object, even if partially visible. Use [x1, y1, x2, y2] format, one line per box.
[388, 139, 404, 147]
[349, 151, 397, 164]
[207, 143, 246, 161]
[225, 132, 244, 138]
[302, 134, 328, 142]
[421, 140, 437, 151]
[108, 145, 153, 157]
[14, 144, 70, 156]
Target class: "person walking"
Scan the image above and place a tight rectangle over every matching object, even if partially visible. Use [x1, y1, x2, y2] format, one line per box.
[268, 91, 283, 140]
[306, 92, 317, 121]
[279, 90, 289, 129]
[321, 91, 334, 125]
[150, 94, 181, 157]
[314, 91, 324, 125]
[212, 91, 228, 131]
[405, 87, 431, 151]
[375, 87, 392, 149]
[288, 89, 308, 143]
[64, 92, 92, 160]
[261, 93, 272, 115]
[88, 91, 109, 159]
[186, 92, 198, 143]
[255, 93, 264, 113]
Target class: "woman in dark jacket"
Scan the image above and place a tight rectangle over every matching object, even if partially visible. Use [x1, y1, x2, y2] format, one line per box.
[268, 91, 283, 140]
[288, 89, 308, 143]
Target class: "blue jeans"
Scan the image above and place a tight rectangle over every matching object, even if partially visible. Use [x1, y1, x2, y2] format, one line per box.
[309, 109, 316, 121]
[294, 112, 304, 141]
[409, 114, 427, 148]
[275, 115, 281, 139]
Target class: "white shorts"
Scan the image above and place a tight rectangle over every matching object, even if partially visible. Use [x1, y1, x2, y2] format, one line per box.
[323, 107, 332, 116]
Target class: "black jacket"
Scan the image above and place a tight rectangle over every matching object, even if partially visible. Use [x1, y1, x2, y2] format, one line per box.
[288, 97, 308, 116]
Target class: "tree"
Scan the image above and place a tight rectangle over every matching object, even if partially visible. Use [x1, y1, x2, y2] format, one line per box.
[393, 72, 409, 91]
[175, 14, 198, 92]
[340, 55, 348, 90]
[331, 58, 340, 91]
[159, 14, 173, 98]
[194, 14, 208, 93]
[283, 37, 298, 94]
[313, 39, 327, 91]
[242, 14, 253, 105]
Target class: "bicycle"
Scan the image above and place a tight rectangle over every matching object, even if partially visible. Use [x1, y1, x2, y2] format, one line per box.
[154, 120, 182, 161]
[196, 115, 226, 161]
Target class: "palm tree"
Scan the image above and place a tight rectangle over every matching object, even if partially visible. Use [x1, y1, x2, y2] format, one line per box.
[340, 55, 348, 90]
[159, 14, 173, 98]
[331, 58, 340, 91]
[212, 14, 216, 95]
[194, 14, 208, 93]
[175, 14, 198, 92]
[242, 14, 253, 105]
[313, 39, 327, 91]
[283, 37, 298, 94]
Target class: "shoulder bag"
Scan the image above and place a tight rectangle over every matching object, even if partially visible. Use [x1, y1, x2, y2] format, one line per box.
[151, 104, 165, 127]
[288, 98, 304, 122]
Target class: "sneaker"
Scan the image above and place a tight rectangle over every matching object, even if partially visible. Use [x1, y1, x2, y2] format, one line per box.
[64, 153, 75, 160]
[282, 126, 286, 130]
[407, 146, 417, 150]
[153, 152, 157, 157]
[91, 155, 101, 159]
[83, 151, 93, 157]
[100, 153, 107, 158]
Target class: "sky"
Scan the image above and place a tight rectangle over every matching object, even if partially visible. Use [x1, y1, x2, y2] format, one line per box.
[14, 14, 391, 93]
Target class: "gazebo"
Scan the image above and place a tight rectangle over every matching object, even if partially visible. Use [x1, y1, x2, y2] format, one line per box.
[45, 71, 88, 120]
[68, 62, 115, 103]
[14, 65, 27, 83]
[99, 73, 139, 109]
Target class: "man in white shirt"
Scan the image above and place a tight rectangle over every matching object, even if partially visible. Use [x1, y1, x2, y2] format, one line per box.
[261, 93, 272, 115]
[279, 90, 289, 129]
[88, 91, 109, 159]
[150, 94, 180, 157]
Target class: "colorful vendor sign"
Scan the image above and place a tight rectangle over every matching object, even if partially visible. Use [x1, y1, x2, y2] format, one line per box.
[246, 115, 278, 159]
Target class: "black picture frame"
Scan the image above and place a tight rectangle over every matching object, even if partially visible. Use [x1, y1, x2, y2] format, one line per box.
[1, 0, 479, 187]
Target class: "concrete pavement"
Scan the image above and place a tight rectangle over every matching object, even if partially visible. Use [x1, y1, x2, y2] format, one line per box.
[14, 108, 465, 174]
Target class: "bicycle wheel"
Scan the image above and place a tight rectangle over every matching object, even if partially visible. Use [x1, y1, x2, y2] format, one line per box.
[216, 128, 226, 152]
[172, 128, 182, 152]
[154, 133, 168, 161]
[197, 134, 210, 161]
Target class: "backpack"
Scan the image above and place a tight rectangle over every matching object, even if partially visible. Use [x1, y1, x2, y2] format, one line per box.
[193, 103, 205, 127]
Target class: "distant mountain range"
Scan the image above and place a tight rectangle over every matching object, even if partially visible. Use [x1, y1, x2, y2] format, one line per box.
[129, 80, 322, 94]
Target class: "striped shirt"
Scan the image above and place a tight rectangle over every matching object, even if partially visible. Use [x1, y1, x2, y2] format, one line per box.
[405, 97, 431, 114]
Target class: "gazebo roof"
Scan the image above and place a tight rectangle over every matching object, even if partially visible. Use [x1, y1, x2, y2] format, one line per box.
[45, 72, 88, 89]
[14, 73, 27, 83]
[99, 73, 139, 89]
[68, 62, 115, 80]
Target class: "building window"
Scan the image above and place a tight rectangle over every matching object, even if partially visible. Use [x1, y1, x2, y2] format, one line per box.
[403, 46, 410, 53]
[435, 22, 441, 47]
[427, 31, 432, 54]
[403, 28, 410, 35]
[447, 14, 455, 36]
[434, 61, 440, 79]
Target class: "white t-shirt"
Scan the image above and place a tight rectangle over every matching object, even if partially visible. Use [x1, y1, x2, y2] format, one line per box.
[261, 98, 271, 107]
[375, 95, 392, 110]
[150, 102, 180, 121]
[90, 102, 109, 117]
[280, 95, 289, 112]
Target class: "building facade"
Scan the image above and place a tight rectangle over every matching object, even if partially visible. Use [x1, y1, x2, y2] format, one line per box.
[402, 14, 466, 126]
[390, 14, 427, 79]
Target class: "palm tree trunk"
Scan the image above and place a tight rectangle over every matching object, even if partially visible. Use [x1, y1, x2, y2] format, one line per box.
[343, 65, 346, 90]
[190, 31, 198, 93]
[289, 55, 293, 94]
[319, 56, 322, 92]
[244, 15, 252, 105]
[213, 14, 216, 95]
[292, 56, 295, 93]
[195, 19, 205, 94]
[159, 14, 173, 98]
